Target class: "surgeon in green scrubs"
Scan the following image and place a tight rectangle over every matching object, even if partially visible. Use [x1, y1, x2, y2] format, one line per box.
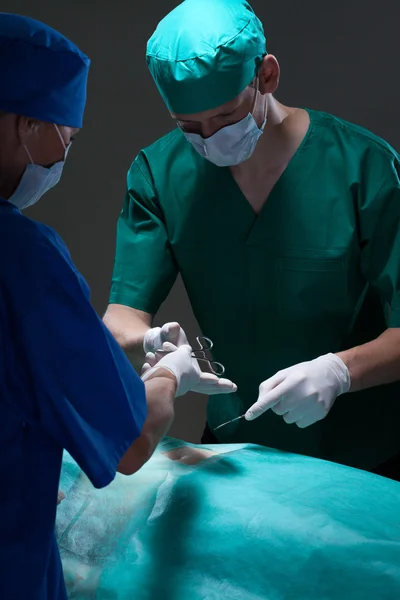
[104, 0, 400, 477]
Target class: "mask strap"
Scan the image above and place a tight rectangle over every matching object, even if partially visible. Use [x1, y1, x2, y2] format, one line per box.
[251, 77, 259, 114]
[251, 75, 267, 125]
[23, 145, 34, 164]
[23, 125, 68, 166]
[261, 94, 267, 123]
[53, 124, 69, 160]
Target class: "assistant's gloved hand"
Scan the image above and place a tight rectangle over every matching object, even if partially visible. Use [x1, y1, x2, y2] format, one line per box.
[141, 343, 202, 397]
[144, 322, 188, 354]
[245, 354, 350, 428]
[142, 342, 237, 396]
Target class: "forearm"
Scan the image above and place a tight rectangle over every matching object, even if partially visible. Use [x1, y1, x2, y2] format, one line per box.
[121, 336, 148, 371]
[337, 328, 400, 393]
[117, 370, 176, 475]
[103, 305, 151, 370]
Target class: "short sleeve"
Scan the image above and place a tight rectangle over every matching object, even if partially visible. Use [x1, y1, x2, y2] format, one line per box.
[109, 155, 178, 315]
[359, 152, 400, 327]
[19, 267, 148, 489]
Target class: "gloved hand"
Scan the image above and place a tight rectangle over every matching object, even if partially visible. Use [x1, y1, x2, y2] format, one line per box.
[142, 342, 237, 396]
[245, 354, 350, 428]
[143, 322, 188, 354]
[141, 343, 202, 397]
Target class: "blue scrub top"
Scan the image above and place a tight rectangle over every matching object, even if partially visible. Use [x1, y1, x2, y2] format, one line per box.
[0, 199, 147, 599]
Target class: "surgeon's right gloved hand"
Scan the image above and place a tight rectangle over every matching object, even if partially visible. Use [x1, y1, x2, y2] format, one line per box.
[143, 322, 188, 354]
[142, 342, 237, 396]
[141, 343, 201, 397]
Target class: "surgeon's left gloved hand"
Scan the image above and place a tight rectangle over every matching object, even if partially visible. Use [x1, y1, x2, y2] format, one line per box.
[144, 322, 188, 354]
[245, 354, 350, 428]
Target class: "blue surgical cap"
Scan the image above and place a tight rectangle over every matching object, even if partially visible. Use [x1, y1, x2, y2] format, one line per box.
[0, 13, 90, 128]
[146, 0, 267, 115]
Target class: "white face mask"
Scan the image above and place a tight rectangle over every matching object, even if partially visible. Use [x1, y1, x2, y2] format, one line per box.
[9, 124, 70, 211]
[183, 82, 267, 167]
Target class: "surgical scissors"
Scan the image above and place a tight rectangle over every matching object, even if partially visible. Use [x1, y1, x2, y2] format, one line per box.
[155, 336, 225, 376]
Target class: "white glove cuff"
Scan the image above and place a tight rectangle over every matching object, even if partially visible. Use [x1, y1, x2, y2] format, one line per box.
[319, 353, 351, 396]
[141, 365, 178, 385]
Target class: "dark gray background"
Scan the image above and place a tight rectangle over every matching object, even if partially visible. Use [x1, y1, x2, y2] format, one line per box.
[4, 1, 400, 442]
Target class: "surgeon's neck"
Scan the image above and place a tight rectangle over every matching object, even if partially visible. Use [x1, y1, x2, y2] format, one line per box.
[231, 96, 304, 175]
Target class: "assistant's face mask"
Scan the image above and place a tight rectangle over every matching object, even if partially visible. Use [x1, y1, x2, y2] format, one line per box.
[183, 80, 267, 167]
[9, 124, 70, 210]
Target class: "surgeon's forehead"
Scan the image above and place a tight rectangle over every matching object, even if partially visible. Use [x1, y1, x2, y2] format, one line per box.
[172, 87, 249, 123]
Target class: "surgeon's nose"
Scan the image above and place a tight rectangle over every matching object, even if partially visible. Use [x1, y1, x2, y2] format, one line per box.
[200, 120, 221, 139]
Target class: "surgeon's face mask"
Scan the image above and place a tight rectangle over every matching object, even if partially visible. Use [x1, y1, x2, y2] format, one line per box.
[9, 124, 70, 210]
[182, 81, 267, 168]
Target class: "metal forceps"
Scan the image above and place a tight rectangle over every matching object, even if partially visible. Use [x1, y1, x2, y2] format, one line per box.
[156, 336, 225, 376]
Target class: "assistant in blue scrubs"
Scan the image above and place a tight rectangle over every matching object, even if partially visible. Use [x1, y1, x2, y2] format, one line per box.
[0, 14, 147, 599]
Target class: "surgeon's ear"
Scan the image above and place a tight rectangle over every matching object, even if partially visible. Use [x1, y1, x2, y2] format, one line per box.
[258, 55, 280, 95]
[15, 115, 43, 144]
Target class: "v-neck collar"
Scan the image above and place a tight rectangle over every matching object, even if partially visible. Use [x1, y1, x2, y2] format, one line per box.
[219, 108, 315, 236]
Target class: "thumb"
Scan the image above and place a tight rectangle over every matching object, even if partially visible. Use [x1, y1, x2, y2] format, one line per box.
[245, 373, 287, 421]
[178, 344, 194, 356]
[161, 341, 178, 352]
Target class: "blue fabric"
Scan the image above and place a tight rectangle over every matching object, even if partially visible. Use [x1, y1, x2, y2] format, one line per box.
[0, 199, 147, 599]
[0, 13, 90, 127]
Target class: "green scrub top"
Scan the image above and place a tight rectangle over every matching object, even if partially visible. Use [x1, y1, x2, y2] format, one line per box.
[110, 109, 400, 470]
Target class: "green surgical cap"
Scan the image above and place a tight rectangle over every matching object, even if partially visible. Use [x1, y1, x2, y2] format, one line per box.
[146, 0, 267, 115]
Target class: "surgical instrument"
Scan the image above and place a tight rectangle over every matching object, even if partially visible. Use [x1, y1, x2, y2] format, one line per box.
[155, 336, 225, 376]
[214, 415, 246, 431]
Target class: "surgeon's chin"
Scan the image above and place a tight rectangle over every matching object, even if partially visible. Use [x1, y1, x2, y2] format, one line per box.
[163, 446, 217, 465]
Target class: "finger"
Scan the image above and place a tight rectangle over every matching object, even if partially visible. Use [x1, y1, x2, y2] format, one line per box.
[156, 344, 192, 365]
[194, 373, 238, 395]
[144, 352, 157, 367]
[141, 362, 152, 374]
[282, 407, 305, 424]
[161, 342, 178, 352]
[271, 399, 289, 416]
[57, 491, 66, 505]
[272, 392, 303, 415]
[246, 378, 294, 421]
[161, 322, 182, 345]
[258, 372, 287, 396]
[295, 410, 324, 429]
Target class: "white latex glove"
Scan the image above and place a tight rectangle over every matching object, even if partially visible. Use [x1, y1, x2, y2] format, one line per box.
[143, 322, 188, 354]
[245, 354, 350, 428]
[141, 343, 202, 397]
[142, 342, 237, 396]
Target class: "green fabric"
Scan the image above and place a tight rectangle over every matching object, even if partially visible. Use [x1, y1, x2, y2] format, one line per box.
[110, 109, 400, 470]
[57, 438, 400, 599]
[146, 0, 266, 114]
